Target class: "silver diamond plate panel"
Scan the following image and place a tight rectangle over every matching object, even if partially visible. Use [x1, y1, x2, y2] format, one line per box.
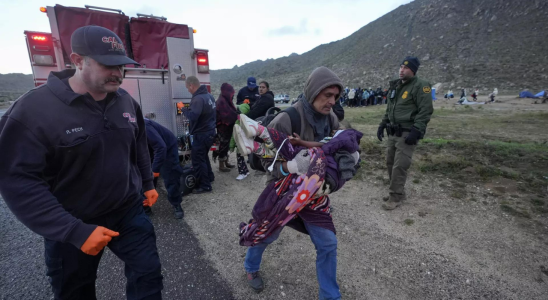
[120, 79, 140, 102]
[167, 37, 194, 99]
[138, 79, 176, 134]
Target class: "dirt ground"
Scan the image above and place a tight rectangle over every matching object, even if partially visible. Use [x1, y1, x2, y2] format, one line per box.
[180, 95, 548, 299]
[1, 95, 546, 299]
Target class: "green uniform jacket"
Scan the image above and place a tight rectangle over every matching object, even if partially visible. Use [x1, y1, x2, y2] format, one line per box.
[381, 76, 434, 134]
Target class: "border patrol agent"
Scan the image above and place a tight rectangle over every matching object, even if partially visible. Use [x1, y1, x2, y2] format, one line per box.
[377, 57, 434, 210]
[0, 26, 163, 299]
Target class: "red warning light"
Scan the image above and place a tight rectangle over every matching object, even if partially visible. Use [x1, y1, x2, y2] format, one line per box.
[32, 35, 47, 41]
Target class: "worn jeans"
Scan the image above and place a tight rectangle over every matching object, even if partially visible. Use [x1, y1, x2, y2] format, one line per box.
[191, 131, 215, 190]
[244, 222, 340, 300]
[44, 202, 163, 300]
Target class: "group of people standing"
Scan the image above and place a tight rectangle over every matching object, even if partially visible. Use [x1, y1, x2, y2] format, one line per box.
[214, 77, 276, 180]
[342, 86, 387, 107]
[0, 25, 435, 300]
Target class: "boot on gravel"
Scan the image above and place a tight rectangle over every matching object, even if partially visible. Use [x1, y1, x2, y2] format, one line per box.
[218, 159, 231, 172]
[246, 271, 264, 293]
[382, 199, 402, 210]
[173, 204, 184, 219]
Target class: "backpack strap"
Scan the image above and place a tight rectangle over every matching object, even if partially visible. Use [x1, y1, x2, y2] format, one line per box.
[284, 106, 301, 137]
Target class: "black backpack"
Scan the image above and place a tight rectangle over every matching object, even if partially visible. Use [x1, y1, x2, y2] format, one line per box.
[248, 107, 301, 171]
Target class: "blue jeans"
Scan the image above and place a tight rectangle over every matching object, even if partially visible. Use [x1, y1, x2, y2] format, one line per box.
[44, 202, 163, 300]
[244, 222, 340, 300]
[160, 144, 184, 206]
[191, 131, 215, 190]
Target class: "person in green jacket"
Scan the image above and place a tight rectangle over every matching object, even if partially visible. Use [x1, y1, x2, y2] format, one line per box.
[377, 56, 434, 210]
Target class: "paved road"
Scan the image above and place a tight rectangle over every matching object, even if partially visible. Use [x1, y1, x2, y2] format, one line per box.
[0, 187, 235, 300]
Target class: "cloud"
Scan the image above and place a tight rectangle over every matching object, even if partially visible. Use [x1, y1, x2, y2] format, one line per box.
[267, 19, 318, 36]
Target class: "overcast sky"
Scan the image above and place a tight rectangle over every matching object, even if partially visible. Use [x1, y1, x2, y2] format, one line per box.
[0, 0, 413, 74]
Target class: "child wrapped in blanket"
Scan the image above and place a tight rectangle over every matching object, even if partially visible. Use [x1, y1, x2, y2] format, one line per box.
[235, 113, 363, 247]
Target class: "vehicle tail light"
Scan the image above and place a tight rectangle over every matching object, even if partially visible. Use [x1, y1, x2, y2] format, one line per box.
[32, 35, 47, 41]
[195, 50, 209, 74]
[25, 31, 56, 66]
[33, 55, 54, 66]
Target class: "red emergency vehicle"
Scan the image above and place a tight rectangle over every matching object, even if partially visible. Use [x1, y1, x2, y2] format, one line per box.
[24, 5, 213, 157]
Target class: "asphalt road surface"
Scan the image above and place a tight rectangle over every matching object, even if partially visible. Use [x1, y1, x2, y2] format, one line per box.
[0, 186, 235, 300]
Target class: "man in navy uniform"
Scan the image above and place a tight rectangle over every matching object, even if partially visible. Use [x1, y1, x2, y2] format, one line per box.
[183, 76, 217, 194]
[144, 114, 185, 219]
[0, 25, 163, 299]
[236, 76, 260, 106]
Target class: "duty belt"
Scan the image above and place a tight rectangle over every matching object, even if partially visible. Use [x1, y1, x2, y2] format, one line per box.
[387, 124, 410, 137]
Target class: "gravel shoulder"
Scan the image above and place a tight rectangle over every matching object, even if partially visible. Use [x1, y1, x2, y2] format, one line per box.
[1, 96, 548, 299]
[182, 165, 548, 300]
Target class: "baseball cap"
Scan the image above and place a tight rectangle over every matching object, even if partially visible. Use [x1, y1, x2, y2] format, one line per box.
[71, 25, 139, 66]
[247, 77, 257, 89]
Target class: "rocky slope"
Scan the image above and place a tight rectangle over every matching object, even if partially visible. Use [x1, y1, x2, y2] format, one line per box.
[211, 0, 548, 97]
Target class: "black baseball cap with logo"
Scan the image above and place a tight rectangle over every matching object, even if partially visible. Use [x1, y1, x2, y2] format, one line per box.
[71, 25, 139, 66]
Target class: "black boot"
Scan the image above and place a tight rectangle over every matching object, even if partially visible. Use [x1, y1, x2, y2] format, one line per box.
[174, 204, 184, 219]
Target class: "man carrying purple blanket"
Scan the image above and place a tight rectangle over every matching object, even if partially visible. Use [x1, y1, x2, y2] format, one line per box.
[238, 67, 362, 300]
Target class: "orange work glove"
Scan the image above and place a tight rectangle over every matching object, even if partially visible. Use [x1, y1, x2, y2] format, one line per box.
[80, 226, 119, 256]
[153, 172, 160, 178]
[176, 102, 184, 109]
[143, 189, 159, 207]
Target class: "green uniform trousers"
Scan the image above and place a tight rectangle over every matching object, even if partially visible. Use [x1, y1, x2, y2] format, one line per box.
[386, 132, 416, 202]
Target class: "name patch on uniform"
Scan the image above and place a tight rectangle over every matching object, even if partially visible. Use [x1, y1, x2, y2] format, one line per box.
[123, 113, 136, 123]
[65, 127, 83, 134]
[402, 91, 409, 99]
[423, 86, 431, 93]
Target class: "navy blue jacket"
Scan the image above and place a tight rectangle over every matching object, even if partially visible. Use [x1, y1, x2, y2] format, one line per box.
[183, 85, 216, 135]
[236, 86, 260, 105]
[144, 118, 178, 173]
[0, 69, 154, 249]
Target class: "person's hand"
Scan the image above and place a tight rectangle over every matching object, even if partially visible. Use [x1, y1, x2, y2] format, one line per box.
[286, 149, 311, 175]
[81, 226, 119, 256]
[143, 189, 159, 207]
[404, 127, 421, 145]
[288, 132, 302, 146]
[377, 123, 388, 141]
[176, 102, 184, 109]
[153, 172, 160, 178]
